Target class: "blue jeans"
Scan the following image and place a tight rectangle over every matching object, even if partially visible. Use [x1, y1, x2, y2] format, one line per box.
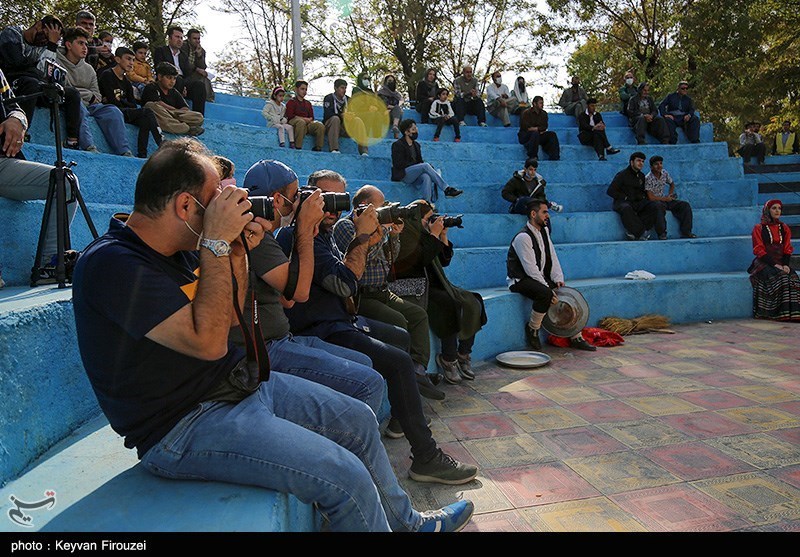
[267, 334, 386, 416]
[140, 372, 422, 532]
[80, 103, 130, 154]
[401, 163, 449, 202]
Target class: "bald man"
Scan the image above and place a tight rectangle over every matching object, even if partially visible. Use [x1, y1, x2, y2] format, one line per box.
[452, 65, 487, 126]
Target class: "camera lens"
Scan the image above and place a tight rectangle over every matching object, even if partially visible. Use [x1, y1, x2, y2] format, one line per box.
[249, 196, 275, 221]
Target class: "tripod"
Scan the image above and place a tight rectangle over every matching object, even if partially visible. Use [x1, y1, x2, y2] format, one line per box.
[8, 83, 99, 288]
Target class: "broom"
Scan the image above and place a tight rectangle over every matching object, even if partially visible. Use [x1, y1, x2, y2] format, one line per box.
[598, 314, 674, 336]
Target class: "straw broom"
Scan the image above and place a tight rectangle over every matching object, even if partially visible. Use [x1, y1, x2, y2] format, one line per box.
[598, 314, 674, 335]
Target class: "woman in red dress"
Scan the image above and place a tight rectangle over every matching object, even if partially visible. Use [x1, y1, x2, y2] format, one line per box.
[748, 199, 800, 320]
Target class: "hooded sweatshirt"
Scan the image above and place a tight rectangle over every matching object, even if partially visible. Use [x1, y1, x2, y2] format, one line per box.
[56, 49, 100, 105]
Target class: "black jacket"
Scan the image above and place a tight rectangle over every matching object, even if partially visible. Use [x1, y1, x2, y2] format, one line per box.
[501, 171, 547, 203]
[391, 138, 423, 181]
[577, 110, 605, 134]
[607, 165, 647, 203]
[627, 95, 659, 124]
[152, 46, 192, 78]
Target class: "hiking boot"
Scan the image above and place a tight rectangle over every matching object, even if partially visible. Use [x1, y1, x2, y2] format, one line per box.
[525, 323, 542, 351]
[444, 186, 463, 198]
[384, 415, 432, 439]
[415, 370, 446, 401]
[436, 354, 461, 385]
[456, 353, 474, 380]
[569, 336, 597, 351]
[417, 500, 475, 532]
[409, 449, 478, 485]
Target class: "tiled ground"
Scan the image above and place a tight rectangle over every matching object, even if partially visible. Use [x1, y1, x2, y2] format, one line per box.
[382, 318, 800, 532]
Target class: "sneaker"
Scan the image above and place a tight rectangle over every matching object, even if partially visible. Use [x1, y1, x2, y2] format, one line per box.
[569, 336, 597, 351]
[417, 500, 475, 532]
[598, 155, 607, 161]
[436, 353, 462, 385]
[63, 139, 79, 150]
[625, 232, 637, 241]
[312, 146, 322, 152]
[410, 449, 478, 485]
[186, 126, 204, 136]
[606, 147, 620, 155]
[456, 353, 474, 380]
[639, 231, 651, 241]
[454, 137, 461, 143]
[682, 233, 698, 239]
[289, 142, 295, 148]
[444, 186, 463, 198]
[330, 149, 340, 153]
[415, 370, 446, 401]
[525, 323, 542, 351]
[361, 152, 369, 156]
[85, 145, 100, 153]
[121, 151, 134, 157]
[478, 122, 488, 127]
[433, 136, 440, 142]
[392, 125, 400, 139]
[384, 415, 433, 439]
[459, 120, 467, 126]
[658, 233, 667, 240]
[0, 273, 5, 289]
[279, 142, 285, 148]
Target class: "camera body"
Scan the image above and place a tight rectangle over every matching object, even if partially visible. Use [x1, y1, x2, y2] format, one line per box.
[430, 213, 464, 228]
[356, 202, 421, 225]
[298, 186, 351, 214]
[249, 195, 275, 221]
[44, 59, 67, 87]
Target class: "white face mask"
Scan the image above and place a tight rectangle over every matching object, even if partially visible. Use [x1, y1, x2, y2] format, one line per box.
[494, 77, 502, 85]
[186, 195, 206, 249]
[277, 192, 295, 228]
[625, 78, 634, 85]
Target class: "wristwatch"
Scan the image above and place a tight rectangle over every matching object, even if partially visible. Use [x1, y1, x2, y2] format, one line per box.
[200, 238, 232, 257]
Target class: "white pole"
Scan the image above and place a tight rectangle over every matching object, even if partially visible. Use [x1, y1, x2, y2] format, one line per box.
[291, 0, 303, 79]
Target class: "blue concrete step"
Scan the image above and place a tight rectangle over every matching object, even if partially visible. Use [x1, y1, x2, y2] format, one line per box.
[447, 235, 752, 290]
[469, 271, 753, 361]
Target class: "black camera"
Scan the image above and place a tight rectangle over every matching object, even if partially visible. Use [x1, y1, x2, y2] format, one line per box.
[44, 59, 67, 87]
[431, 213, 464, 228]
[249, 195, 275, 221]
[356, 202, 421, 225]
[298, 186, 351, 214]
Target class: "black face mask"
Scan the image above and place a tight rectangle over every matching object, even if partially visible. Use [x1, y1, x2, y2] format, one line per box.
[387, 80, 396, 91]
[410, 132, 419, 141]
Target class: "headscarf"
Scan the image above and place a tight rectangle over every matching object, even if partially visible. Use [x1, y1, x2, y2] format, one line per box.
[761, 199, 783, 224]
[512, 76, 528, 104]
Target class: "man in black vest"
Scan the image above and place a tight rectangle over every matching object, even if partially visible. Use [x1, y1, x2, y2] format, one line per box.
[506, 199, 596, 352]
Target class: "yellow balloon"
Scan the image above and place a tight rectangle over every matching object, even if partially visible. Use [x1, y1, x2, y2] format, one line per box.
[345, 93, 390, 148]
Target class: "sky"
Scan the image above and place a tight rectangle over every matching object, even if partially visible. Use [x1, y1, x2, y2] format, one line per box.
[192, 2, 569, 103]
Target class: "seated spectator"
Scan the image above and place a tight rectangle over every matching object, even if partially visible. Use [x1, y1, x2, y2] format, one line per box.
[485, 71, 517, 127]
[74, 9, 101, 69]
[94, 30, 115, 76]
[239, 160, 387, 414]
[507, 199, 596, 352]
[658, 80, 701, 144]
[0, 67, 79, 284]
[153, 26, 206, 115]
[323, 78, 369, 155]
[0, 15, 84, 150]
[377, 74, 404, 138]
[429, 87, 460, 142]
[452, 65, 487, 127]
[618, 69, 637, 117]
[739, 121, 766, 165]
[415, 68, 439, 124]
[275, 169, 479, 485]
[141, 62, 204, 136]
[98, 47, 163, 158]
[394, 200, 487, 384]
[577, 98, 621, 161]
[391, 119, 463, 201]
[558, 76, 588, 119]
[262, 86, 294, 148]
[350, 71, 385, 141]
[285, 79, 325, 151]
[510, 76, 530, 115]
[57, 26, 133, 156]
[518, 95, 560, 161]
[627, 82, 670, 145]
[748, 199, 800, 321]
[644, 155, 696, 239]
[128, 41, 154, 98]
[773, 120, 799, 156]
[502, 157, 561, 219]
[72, 139, 476, 533]
[607, 151, 666, 241]
[181, 28, 215, 103]
[332, 184, 443, 401]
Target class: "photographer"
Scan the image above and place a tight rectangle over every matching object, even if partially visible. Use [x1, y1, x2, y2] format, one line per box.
[394, 200, 487, 384]
[0, 67, 79, 283]
[332, 184, 443, 403]
[71, 140, 474, 532]
[0, 15, 84, 149]
[236, 159, 386, 415]
[275, 170, 478, 485]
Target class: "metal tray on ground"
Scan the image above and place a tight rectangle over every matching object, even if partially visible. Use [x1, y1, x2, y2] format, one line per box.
[495, 351, 552, 369]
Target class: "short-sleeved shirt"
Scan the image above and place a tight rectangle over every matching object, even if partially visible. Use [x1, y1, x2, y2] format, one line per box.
[72, 218, 245, 458]
[141, 82, 188, 109]
[644, 169, 674, 197]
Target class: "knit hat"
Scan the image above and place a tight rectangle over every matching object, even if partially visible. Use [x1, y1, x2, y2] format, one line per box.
[243, 160, 298, 196]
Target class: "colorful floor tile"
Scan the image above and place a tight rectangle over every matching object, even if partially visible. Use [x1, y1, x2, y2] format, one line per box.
[443, 412, 521, 440]
[520, 497, 647, 532]
[507, 406, 588, 433]
[676, 389, 756, 410]
[596, 418, 690, 449]
[704, 433, 800, 468]
[485, 463, 601, 507]
[692, 472, 800, 525]
[564, 452, 680, 495]
[461, 434, 555, 469]
[659, 411, 758, 439]
[623, 395, 706, 416]
[564, 399, 648, 423]
[717, 406, 800, 431]
[641, 441, 756, 481]
[534, 426, 629, 459]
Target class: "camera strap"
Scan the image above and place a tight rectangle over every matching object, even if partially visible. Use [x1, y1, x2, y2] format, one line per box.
[231, 232, 271, 382]
[281, 224, 300, 301]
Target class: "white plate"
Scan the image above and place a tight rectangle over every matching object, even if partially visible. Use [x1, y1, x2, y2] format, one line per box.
[495, 351, 552, 369]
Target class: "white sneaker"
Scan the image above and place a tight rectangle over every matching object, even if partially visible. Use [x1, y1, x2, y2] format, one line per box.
[459, 121, 466, 126]
[479, 122, 488, 127]
[331, 150, 340, 154]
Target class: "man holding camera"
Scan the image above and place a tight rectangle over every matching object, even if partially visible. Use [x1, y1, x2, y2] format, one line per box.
[507, 199, 596, 352]
[72, 139, 474, 532]
[0, 66, 79, 284]
[275, 170, 478, 485]
[332, 184, 444, 403]
[237, 159, 386, 415]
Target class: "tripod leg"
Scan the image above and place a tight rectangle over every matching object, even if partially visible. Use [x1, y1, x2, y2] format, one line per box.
[30, 170, 58, 287]
[66, 169, 98, 239]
